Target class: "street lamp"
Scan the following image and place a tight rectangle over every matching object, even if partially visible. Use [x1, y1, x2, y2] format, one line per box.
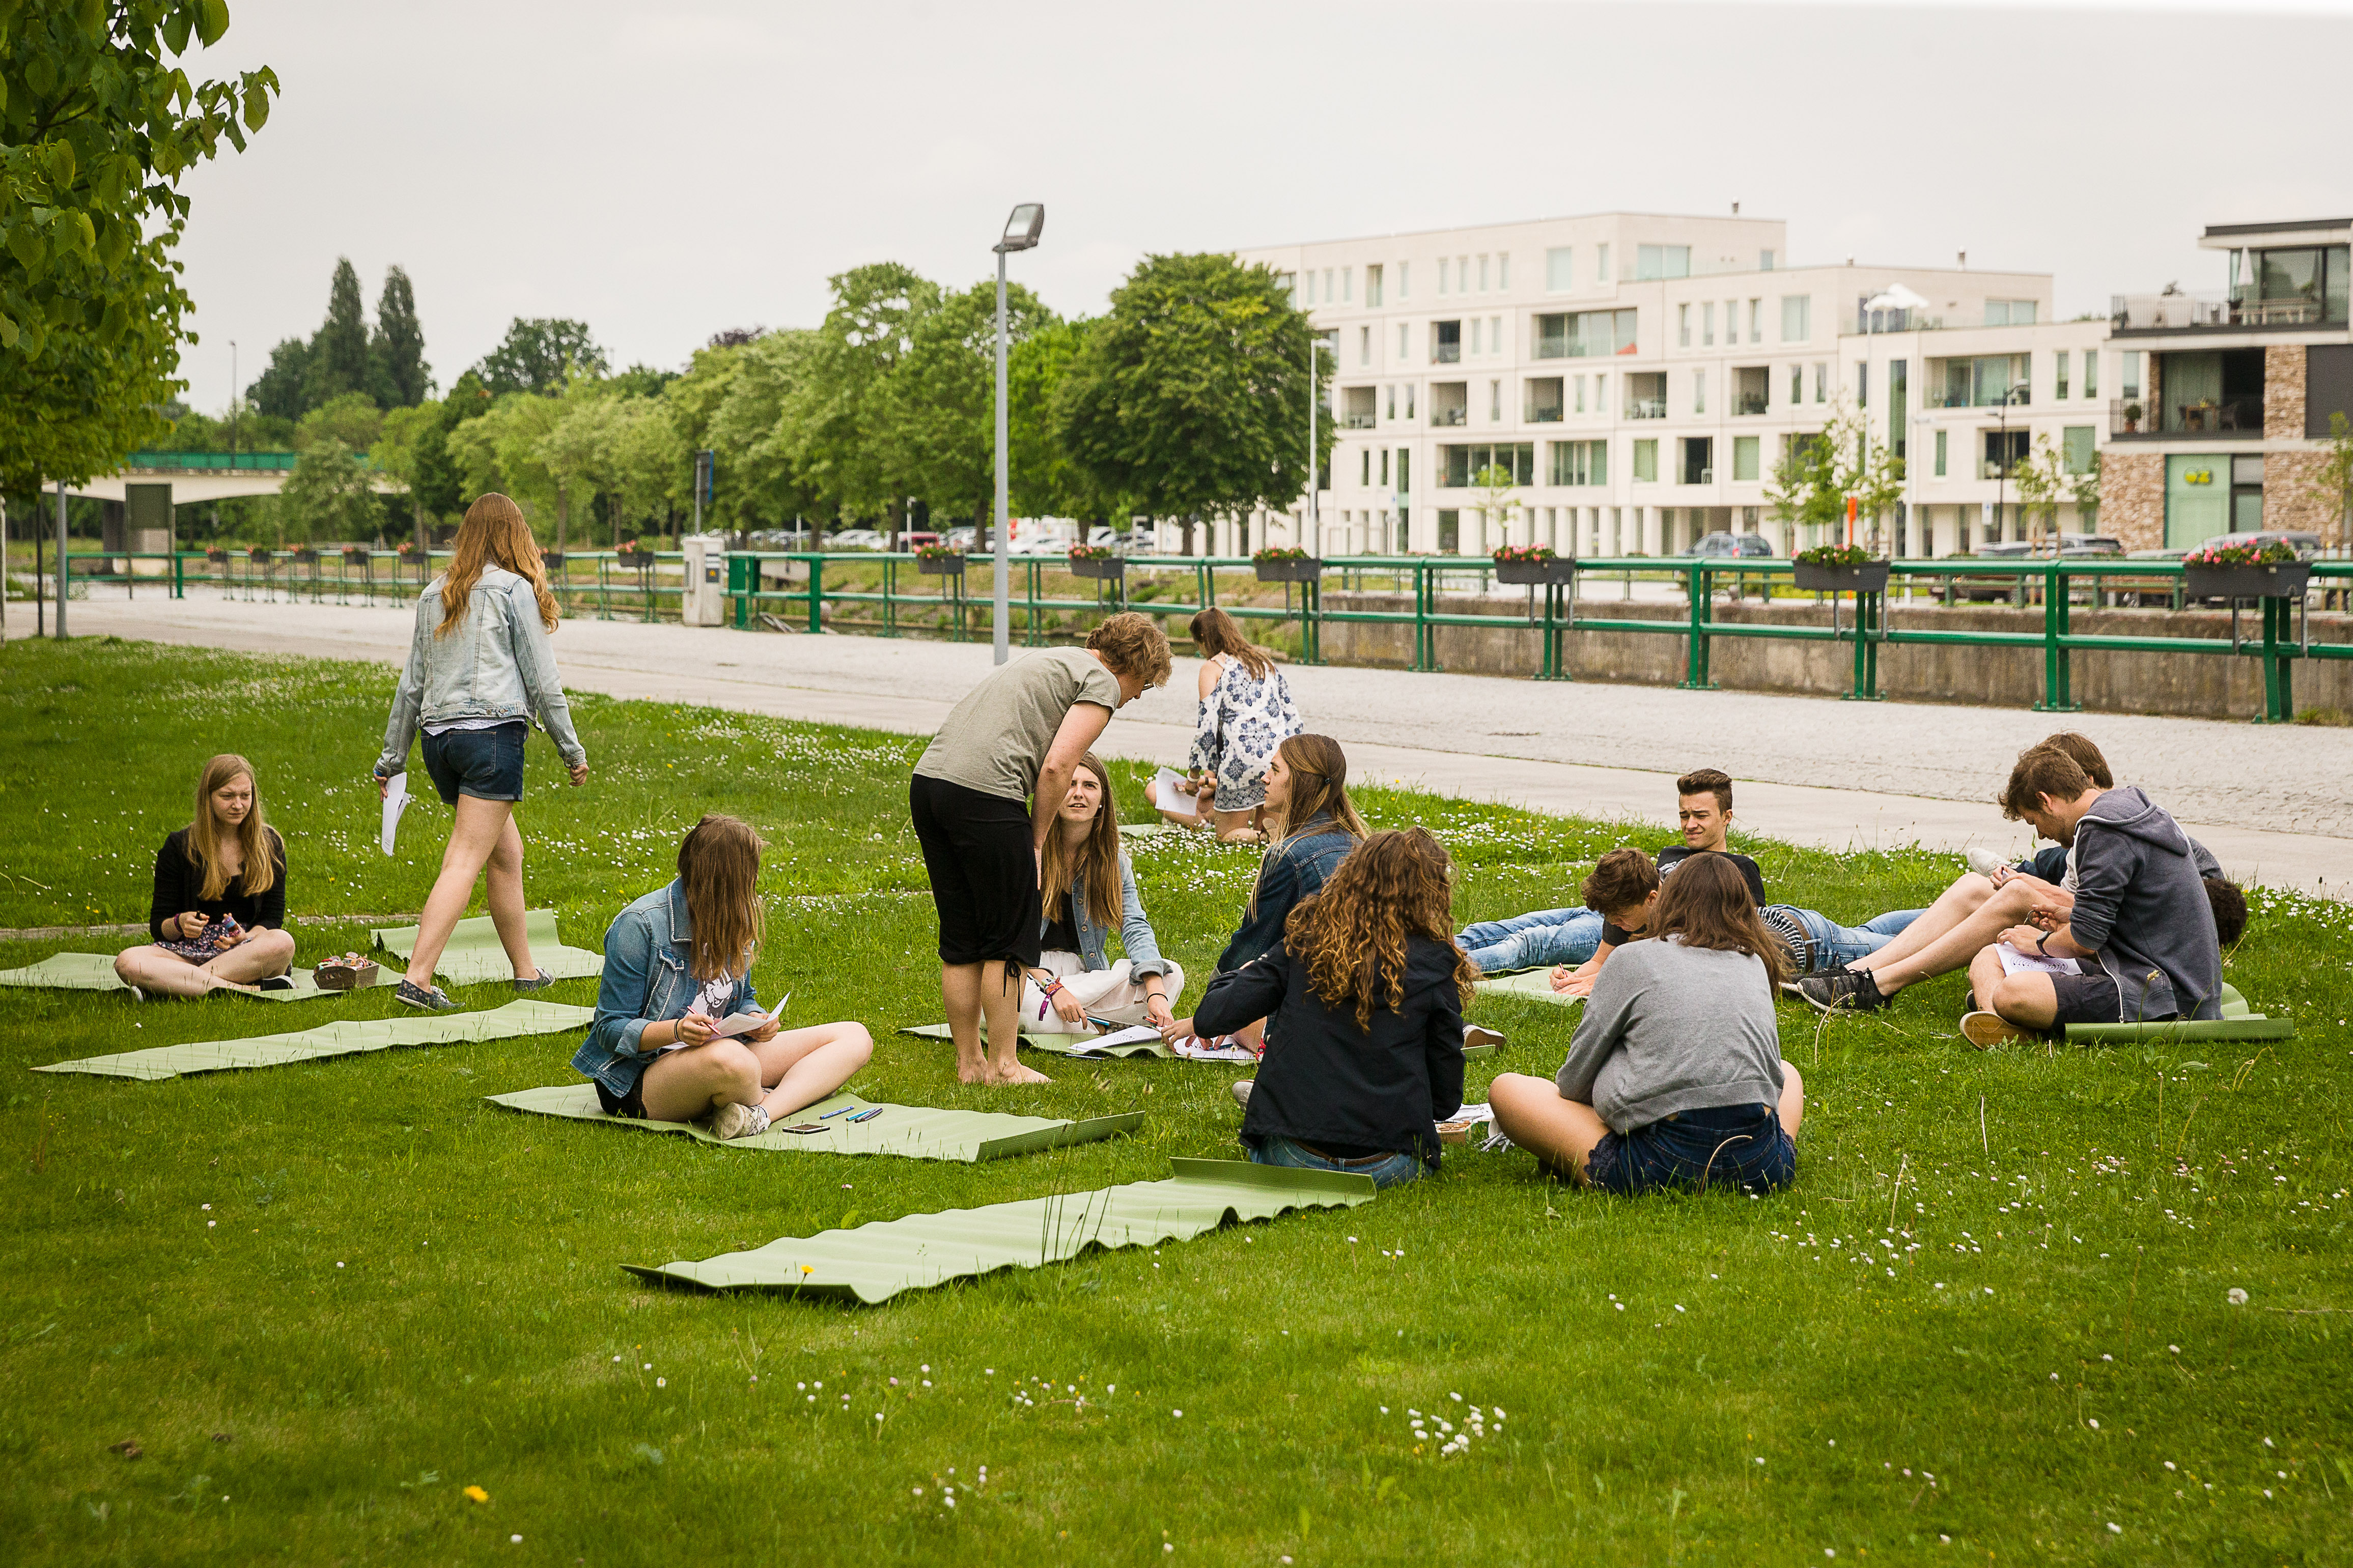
[1996, 383, 2028, 546]
[1307, 333, 1333, 555]
[992, 203, 1044, 665]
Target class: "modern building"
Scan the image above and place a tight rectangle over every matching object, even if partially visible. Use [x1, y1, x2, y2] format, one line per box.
[2097, 218, 2352, 552]
[1212, 213, 2144, 558]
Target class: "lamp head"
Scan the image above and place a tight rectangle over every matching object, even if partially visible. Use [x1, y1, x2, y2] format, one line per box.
[997, 204, 1045, 253]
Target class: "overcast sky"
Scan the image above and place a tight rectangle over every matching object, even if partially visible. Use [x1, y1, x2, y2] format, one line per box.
[172, 0, 2353, 414]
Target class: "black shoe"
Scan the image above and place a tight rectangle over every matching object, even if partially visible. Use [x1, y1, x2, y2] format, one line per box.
[512, 968, 556, 994]
[1794, 969, 1890, 1016]
[1760, 907, 1813, 975]
[257, 975, 296, 992]
[395, 978, 459, 1012]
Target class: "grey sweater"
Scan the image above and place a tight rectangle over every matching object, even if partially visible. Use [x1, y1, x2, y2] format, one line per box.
[2067, 785, 2222, 1023]
[1554, 937, 1785, 1132]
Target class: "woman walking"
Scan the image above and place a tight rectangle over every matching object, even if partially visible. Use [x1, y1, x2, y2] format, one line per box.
[114, 754, 298, 998]
[910, 612, 1172, 1085]
[374, 493, 588, 1011]
[1152, 607, 1301, 843]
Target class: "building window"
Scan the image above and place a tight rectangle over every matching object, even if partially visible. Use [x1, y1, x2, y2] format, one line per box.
[1549, 440, 1608, 486]
[1633, 438, 1659, 482]
[1469, 319, 1481, 356]
[1788, 365, 1802, 406]
[1678, 304, 1692, 349]
[1406, 384, 1416, 420]
[1636, 244, 1691, 280]
[1386, 385, 1395, 421]
[1478, 255, 1490, 292]
[1398, 262, 1410, 299]
[1440, 442, 1535, 487]
[1324, 269, 1334, 303]
[1935, 429, 1948, 478]
[1491, 316, 1501, 356]
[1733, 435, 1760, 481]
[1781, 295, 1811, 343]
[2122, 351, 2141, 400]
[1360, 448, 1370, 486]
[1682, 436, 1714, 484]
[1398, 324, 1409, 360]
[2055, 350, 2070, 401]
[1985, 299, 2038, 326]
[1889, 359, 1907, 458]
[1527, 378, 1564, 422]
[1533, 308, 1638, 359]
[1380, 448, 1390, 486]
[1438, 259, 1450, 295]
[1856, 363, 1869, 409]
[2083, 350, 2097, 398]
[2063, 426, 2096, 474]
[1546, 247, 1575, 292]
[1748, 299, 1762, 344]
[1595, 377, 1608, 415]
[1437, 510, 1459, 552]
[1303, 272, 1315, 306]
[1702, 302, 1716, 348]
[1366, 264, 1384, 307]
[1489, 380, 1501, 421]
[1596, 244, 1611, 282]
[1359, 326, 1371, 367]
[1813, 363, 1827, 403]
[1693, 368, 1706, 415]
[1499, 254, 1510, 290]
[1760, 249, 1775, 272]
[1574, 375, 1587, 414]
[1432, 321, 1465, 363]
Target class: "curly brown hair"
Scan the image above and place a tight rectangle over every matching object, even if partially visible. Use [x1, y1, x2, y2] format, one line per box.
[1284, 828, 1477, 1031]
[1085, 611, 1173, 690]
[1648, 850, 1791, 988]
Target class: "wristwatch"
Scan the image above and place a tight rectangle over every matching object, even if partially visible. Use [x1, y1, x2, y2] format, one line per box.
[2034, 930, 2051, 953]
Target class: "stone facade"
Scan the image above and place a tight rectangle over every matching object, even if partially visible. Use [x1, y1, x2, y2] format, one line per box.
[2266, 447, 2343, 541]
[2099, 447, 2167, 551]
[2266, 343, 2307, 438]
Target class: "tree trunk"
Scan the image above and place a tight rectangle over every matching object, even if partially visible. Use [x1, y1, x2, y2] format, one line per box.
[555, 484, 569, 557]
[1179, 515, 1194, 556]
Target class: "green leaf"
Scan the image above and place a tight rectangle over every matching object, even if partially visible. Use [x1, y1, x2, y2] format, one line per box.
[162, 9, 191, 53]
[197, 0, 231, 47]
[0, 310, 17, 349]
[6, 226, 44, 271]
[241, 80, 269, 131]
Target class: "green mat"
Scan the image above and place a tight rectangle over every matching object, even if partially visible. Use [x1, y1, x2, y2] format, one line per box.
[34, 999, 594, 1081]
[897, 1021, 1175, 1059]
[2063, 983, 2295, 1045]
[1473, 968, 1583, 1008]
[488, 1082, 1143, 1162]
[625, 1156, 1377, 1304]
[0, 950, 401, 1002]
[370, 908, 602, 987]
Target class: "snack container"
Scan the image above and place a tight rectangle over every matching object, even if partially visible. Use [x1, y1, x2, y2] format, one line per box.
[315, 954, 380, 991]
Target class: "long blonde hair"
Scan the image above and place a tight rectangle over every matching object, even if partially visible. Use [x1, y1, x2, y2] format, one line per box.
[1190, 606, 1272, 682]
[187, 753, 278, 901]
[439, 493, 559, 638]
[677, 814, 765, 982]
[1267, 733, 1367, 845]
[1040, 752, 1125, 926]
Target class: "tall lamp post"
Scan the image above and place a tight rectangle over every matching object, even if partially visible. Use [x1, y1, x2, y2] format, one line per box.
[1995, 383, 2028, 546]
[1306, 333, 1332, 555]
[992, 203, 1045, 665]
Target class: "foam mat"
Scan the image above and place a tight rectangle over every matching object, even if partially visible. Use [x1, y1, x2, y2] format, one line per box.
[35, 1000, 594, 1081]
[898, 1021, 1175, 1059]
[370, 908, 602, 987]
[0, 951, 401, 1001]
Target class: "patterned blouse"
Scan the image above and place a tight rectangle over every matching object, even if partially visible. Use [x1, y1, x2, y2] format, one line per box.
[1186, 653, 1303, 812]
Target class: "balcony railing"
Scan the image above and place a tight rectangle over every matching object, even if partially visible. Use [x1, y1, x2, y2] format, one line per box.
[1526, 407, 1564, 423]
[2109, 395, 2263, 439]
[1735, 394, 1769, 416]
[1433, 344, 1461, 364]
[1341, 414, 1376, 430]
[1626, 398, 1667, 420]
[1431, 409, 1467, 427]
[2111, 291, 2347, 330]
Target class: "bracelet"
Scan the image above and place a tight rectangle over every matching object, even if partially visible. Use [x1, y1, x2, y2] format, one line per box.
[2034, 930, 2051, 953]
[1039, 978, 1063, 997]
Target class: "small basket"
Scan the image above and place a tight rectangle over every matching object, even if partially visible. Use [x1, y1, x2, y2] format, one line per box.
[313, 955, 380, 991]
[1436, 1118, 1476, 1146]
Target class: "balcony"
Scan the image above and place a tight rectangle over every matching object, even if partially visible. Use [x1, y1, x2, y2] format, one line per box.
[1431, 409, 1468, 427]
[1733, 366, 1770, 416]
[1433, 344, 1461, 364]
[1626, 399, 1667, 420]
[1624, 372, 1666, 421]
[1340, 387, 1376, 431]
[2111, 290, 2348, 332]
[1429, 382, 1466, 427]
[1340, 414, 1376, 430]
[2108, 394, 2263, 440]
[1525, 376, 1564, 423]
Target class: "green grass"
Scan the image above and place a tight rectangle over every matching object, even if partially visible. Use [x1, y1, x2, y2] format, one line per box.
[3, 637, 2350, 1564]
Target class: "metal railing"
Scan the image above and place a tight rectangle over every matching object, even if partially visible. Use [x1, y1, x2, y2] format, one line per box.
[16, 548, 688, 621]
[2107, 394, 2264, 440]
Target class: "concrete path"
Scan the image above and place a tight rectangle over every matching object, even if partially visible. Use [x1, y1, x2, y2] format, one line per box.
[57, 592, 2353, 899]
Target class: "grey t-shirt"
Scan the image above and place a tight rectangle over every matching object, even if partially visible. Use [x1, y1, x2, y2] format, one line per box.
[1554, 936, 1784, 1132]
[914, 647, 1121, 803]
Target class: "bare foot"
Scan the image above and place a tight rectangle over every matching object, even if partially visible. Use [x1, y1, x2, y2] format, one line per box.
[956, 1054, 990, 1085]
[985, 1059, 1053, 1086]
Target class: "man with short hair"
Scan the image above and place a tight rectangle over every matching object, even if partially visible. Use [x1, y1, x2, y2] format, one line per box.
[1957, 746, 2222, 1046]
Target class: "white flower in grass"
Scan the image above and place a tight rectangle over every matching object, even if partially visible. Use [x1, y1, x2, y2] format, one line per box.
[2228, 1288, 2249, 1305]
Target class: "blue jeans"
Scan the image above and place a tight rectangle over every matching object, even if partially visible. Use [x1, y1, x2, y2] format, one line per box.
[1588, 1103, 1796, 1195]
[1768, 906, 1922, 975]
[1456, 907, 1604, 974]
[1249, 1134, 1424, 1188]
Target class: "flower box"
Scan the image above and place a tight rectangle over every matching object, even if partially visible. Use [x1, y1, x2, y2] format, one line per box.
[1792, 560, 1891, 593]
[1253, 556, 1324, 583]
[916, 553, 966, 577]
[205, 547, 230, 563]
[247, 547, 273, 562]
[2182, 561, 2310, 601]
[1069, 555, 1125, 581]
[342, 547, 370, 564]
[540, 552, 565, 568]
[1494, 557, 1577, 585]
[291, 548, 319, 564]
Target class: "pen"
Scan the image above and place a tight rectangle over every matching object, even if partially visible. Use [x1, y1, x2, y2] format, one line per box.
[819, 1104, 859, 1120]
[849, 1107, 884, 1124]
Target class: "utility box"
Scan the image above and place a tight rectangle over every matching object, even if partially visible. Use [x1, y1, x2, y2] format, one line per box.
[681, 534, 727, 626]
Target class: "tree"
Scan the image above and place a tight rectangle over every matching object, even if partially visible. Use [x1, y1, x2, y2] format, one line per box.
[0, 3, 279, 495]
[303, 258, 373, 409]
[373, 400, 442, 552]
[2310, 411, 2353, 551]
[278, 442, 379, 547]
[1052, 253, 1329, 555]
[707, 330, 825, 536]
[369, 264, 431, 407]
[248, 337, 313, 421]
[890, 277, 1056, 524]
[783, 263, 941, 543]
[1472, 463, 1520, 553]
[296, 391, 383, 454]
[1008, 317, 1113, 524]
[1765, 403, 1898, 551]
[2012, 433, 2068, 548]
[2067, 449, 2103, 534]
[471, 318, 607, 397]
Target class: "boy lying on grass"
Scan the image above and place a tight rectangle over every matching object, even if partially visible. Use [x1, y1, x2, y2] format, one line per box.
[573, 814, 871, 1139]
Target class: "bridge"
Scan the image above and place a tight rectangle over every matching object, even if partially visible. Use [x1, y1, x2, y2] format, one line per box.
[50, 451, 400, 505]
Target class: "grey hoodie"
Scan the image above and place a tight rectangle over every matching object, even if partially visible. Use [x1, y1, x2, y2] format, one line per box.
[2067, 786, 2222, 1023]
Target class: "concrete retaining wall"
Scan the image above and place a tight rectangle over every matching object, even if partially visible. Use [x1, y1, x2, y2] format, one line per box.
[1320, 591, 2353, 721]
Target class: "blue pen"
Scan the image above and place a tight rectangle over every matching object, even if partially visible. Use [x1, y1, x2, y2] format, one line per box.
[850, 1107, 884, 1124]
[819, 1103, 859, 1120]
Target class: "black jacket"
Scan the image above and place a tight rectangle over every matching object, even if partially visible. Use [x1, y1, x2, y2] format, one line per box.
[1196, 936, 1466, 1168]
[147, 828, 287, 941]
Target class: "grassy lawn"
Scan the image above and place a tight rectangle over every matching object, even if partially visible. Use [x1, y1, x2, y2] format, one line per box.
[2, 636, 2348, 1565]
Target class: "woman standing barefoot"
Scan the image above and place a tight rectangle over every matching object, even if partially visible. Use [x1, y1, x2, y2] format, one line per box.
[373, 494, 588, 1010]
[910, 612, 1172, 1085]
[114, 755, 298, 999]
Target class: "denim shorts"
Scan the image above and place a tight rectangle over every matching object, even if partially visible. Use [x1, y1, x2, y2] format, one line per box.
[1249, 1134, 1424, 1189]
[1587, 1102, 1796, 1195]
[422, 721, 527, 805]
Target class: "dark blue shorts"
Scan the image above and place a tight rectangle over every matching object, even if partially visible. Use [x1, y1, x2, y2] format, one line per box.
[421, 722, 527, 805]
[1588, 1102, 1796, 1195]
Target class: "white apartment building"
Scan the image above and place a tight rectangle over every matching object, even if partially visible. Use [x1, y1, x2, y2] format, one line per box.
[1215, 212, 2116, 558]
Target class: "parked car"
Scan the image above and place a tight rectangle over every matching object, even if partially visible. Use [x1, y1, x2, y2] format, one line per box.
[1678, 531, 1777, 560]
[943, 527, 978, 552]
[1934, 540, 2036, 603]
[898, 531, 942, 551]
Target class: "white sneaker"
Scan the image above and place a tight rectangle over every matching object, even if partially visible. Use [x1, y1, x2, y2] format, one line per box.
[708, 1103, 771, 1141]
[1965, 847, 2005, 878]
[1229, 1079, 1254, 1109]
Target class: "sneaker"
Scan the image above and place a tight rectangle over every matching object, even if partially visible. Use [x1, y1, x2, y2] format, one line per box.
[1760, 907, 1813, 975]
[257, 975, 296, 992]
[126, 985, 146, 1003]
[1965, 847, 2006, 878]
[1228, 1079, 1254, 1109]
[1960, 1010, 2028, 1050]
[1793, 969, 1890, 1016]
[395, 978, 459, 1012]
[708, 1102, 772, 1141]
[512, 968, 555, 994]
[1463, 1024, 1507, 1051]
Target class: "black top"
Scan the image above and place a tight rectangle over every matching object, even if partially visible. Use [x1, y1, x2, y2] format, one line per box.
[1041, 890, 1079, 954]
[1657, 845, 1767, 904]
[147, 827, 287, 941]
[1195, 936, 1466, 1168]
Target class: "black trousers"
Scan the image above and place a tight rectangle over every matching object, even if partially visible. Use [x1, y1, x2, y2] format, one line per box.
[909, 773, 1041, 968]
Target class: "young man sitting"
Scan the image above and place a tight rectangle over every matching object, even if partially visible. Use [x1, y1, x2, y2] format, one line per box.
[1958, 745, 2223, 1047]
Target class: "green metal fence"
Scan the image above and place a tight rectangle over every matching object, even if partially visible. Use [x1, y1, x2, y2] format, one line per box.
[23, 549, 687, 621]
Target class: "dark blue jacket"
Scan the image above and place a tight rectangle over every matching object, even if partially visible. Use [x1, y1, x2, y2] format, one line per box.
[1214, 814, 1358, 975]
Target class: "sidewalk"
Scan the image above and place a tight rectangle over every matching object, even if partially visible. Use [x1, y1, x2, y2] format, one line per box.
[59, 592, 2353, 899]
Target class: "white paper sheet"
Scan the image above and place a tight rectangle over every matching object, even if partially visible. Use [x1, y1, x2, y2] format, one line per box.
[379, 771, 410, 857]
[1151, 768, 1202, 822]
[711, 992, 789, 1039]
[1998, 944, 2081, 977]
[1171, 1034, 1257, 1062]
[1086, 1022, 1168, 1050]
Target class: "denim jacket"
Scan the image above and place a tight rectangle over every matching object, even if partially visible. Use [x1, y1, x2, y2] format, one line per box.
[1043, 849, 1173, 979]
[571, 881, 757, 1098]
[1214, 814, 1357, 974]
[375, 565, 587, 777]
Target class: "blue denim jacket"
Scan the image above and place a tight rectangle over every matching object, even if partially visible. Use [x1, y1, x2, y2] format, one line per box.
[1214, 814, 1357, 974]
[1043, 849, 1172, 978]
[375, 565, 587, 777]
[571, 881, 757, 1098]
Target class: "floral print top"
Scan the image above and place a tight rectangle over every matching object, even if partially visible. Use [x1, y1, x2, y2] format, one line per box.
[1186, 653, 1303, 812]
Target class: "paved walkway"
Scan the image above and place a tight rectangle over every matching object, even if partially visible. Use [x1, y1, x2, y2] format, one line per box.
[58, 593, 2353, 899]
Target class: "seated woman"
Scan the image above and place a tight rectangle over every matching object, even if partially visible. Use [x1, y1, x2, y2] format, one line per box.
[1489, 853, 1804, 1195]
[1149, 608, 1303, 844]
[1193, 828, 1469, 1189]
[115, 754, 298, 999]
[572, 814, 871, 1139]
[1020, 752, 1183, 1034]
[1166, 733, 1366, 1054]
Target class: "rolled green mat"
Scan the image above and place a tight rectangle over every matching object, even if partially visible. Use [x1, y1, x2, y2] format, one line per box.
[0, 950, 400, 1002]
[370, 908, 602, 987]
[37, 999, 594, 1081]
